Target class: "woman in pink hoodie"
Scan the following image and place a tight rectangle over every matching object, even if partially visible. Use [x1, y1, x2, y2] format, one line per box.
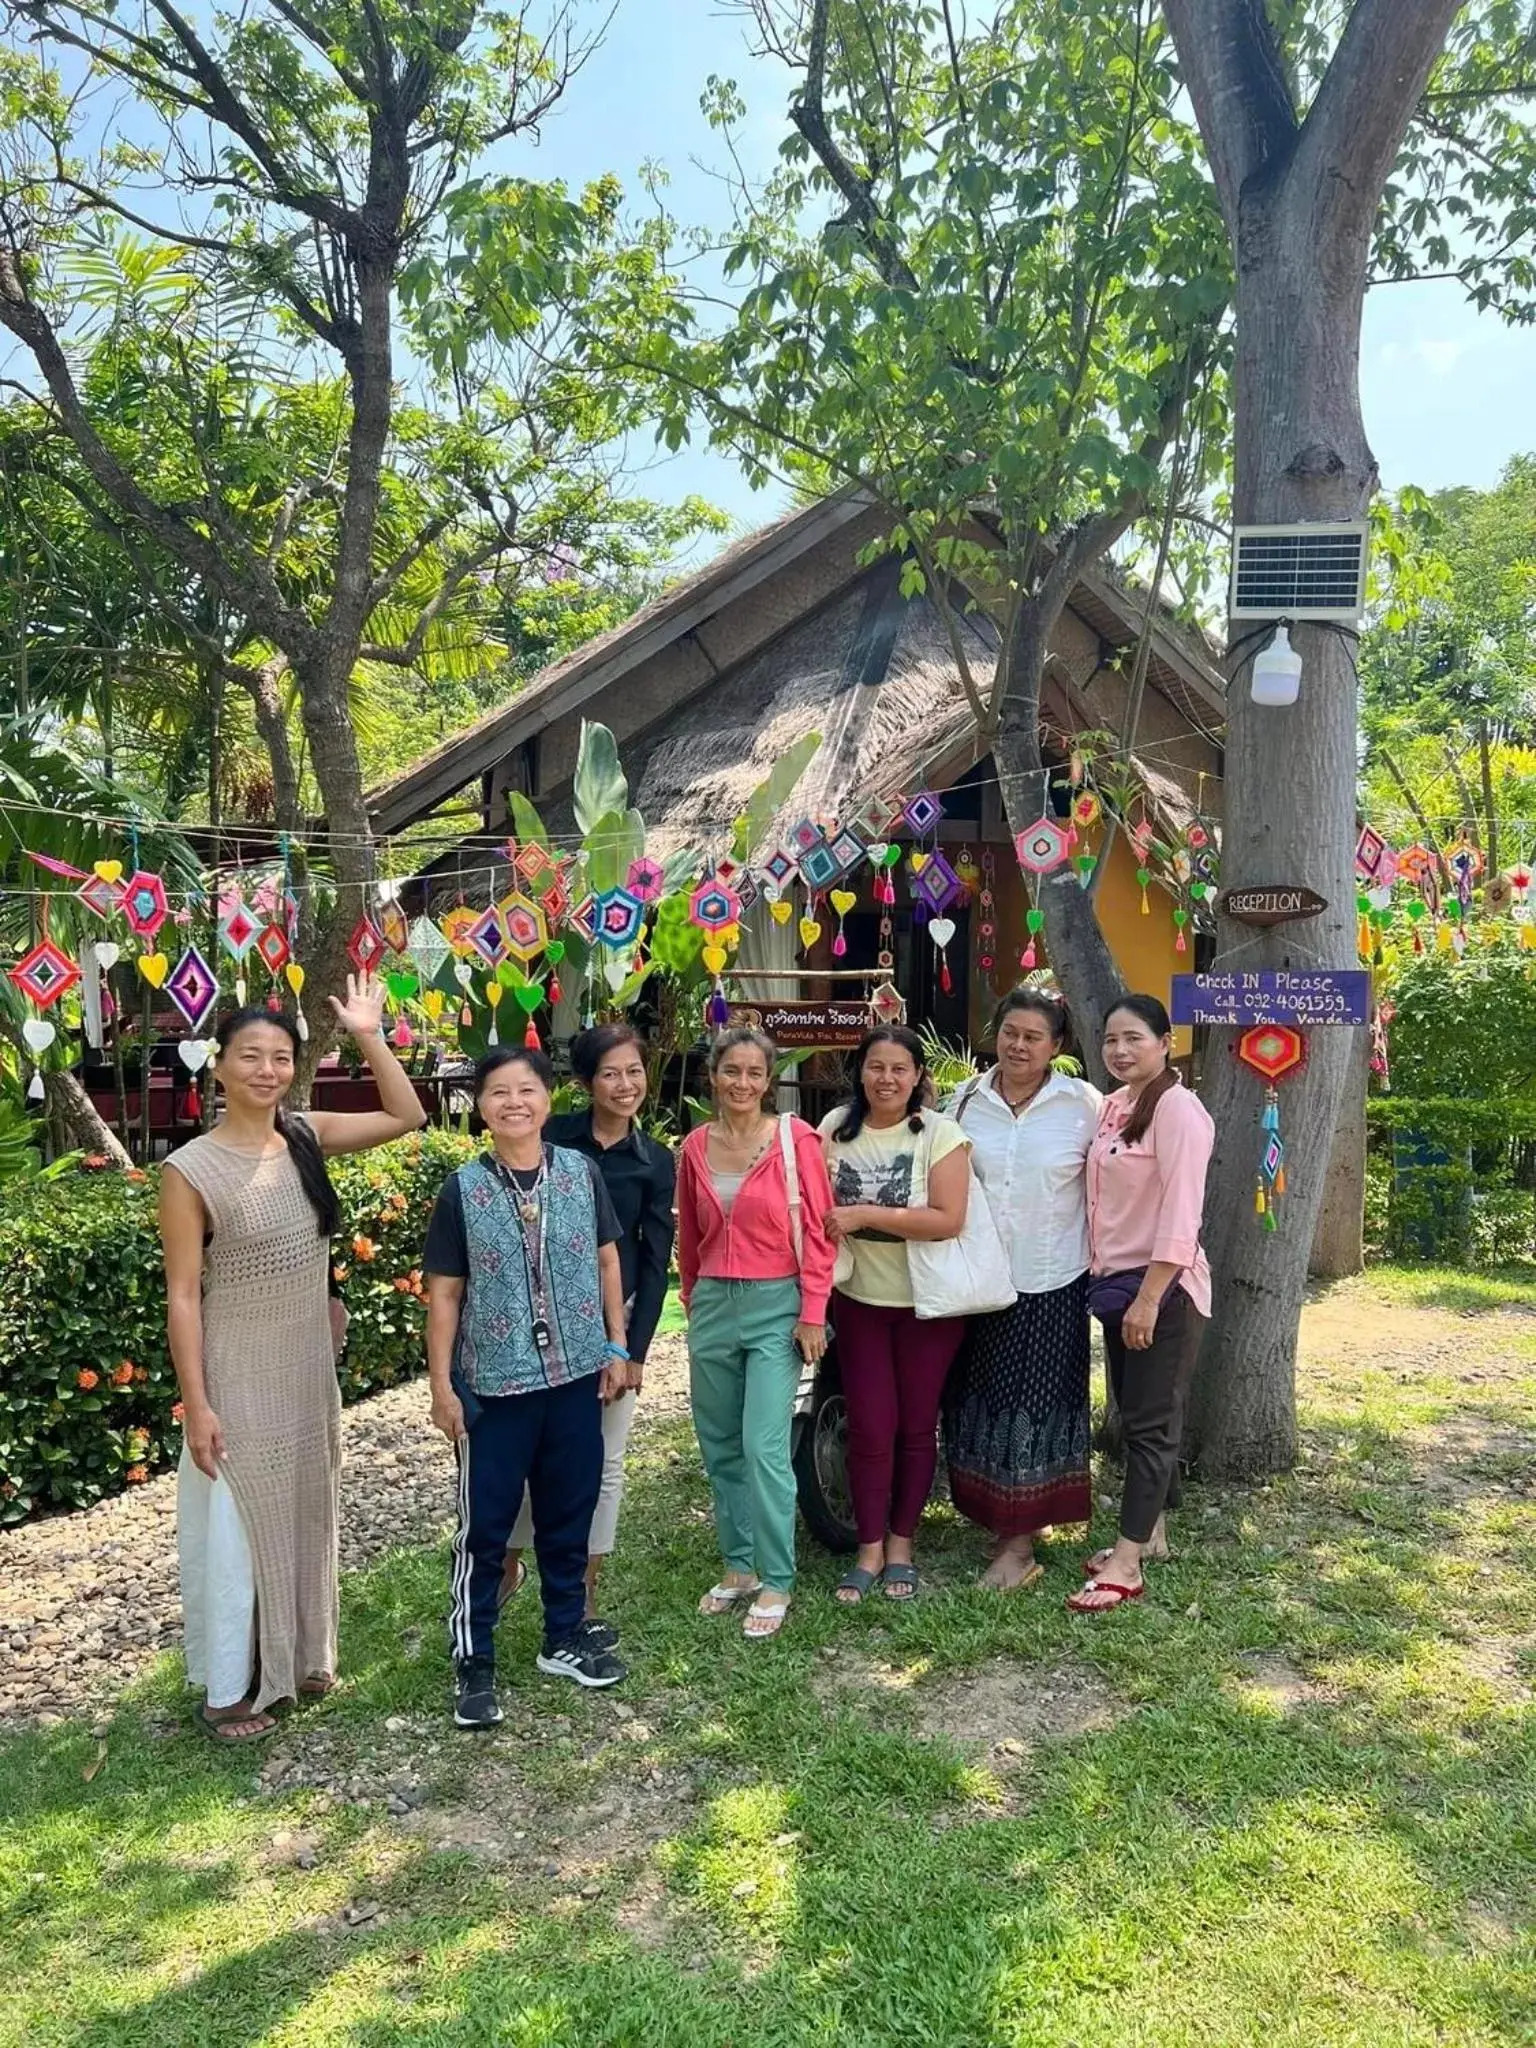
[677, 1026, 836, 1639]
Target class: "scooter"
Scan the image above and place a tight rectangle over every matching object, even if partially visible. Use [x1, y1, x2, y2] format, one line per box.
[791, 1338, 858, 1553]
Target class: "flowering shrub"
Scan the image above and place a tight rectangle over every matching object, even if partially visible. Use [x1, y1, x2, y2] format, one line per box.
[0, 1129, 473, 1522]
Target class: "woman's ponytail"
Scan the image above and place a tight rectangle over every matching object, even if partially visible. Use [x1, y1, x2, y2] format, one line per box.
[274, 1105, 341, 1238]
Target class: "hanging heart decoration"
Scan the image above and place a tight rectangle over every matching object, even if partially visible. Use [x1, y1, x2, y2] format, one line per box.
[422, 989, 445, 1022]
[285, 962, 306, 996]
[928, 915, 957, 995]
[703, 943, 728, 975]
[137, 951, 169, 988]
[830, 886, 858, 958]
[1021, 906, 1044, 971]
[484, 978, 504, 1043]
[21, 1017, 55, 1055]
[95, 941, 121, 972]
[545, 939, 567, 965]
[513, 983, 543, 1014]
[770, 900, 793, 926]
[453, 959, 475, 988]
[177, 1038, 212, 1073]
[93, 860, 123, 885]
[798, 916, 822, 951]
[384, 968, 419, 1004]
[867, 842, 890, 867]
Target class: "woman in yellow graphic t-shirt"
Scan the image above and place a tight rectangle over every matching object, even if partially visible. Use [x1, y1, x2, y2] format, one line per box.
[819, 1026, 969, 1604]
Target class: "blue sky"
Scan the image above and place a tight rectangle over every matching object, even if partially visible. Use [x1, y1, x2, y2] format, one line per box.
[525, 0, 1535, 538]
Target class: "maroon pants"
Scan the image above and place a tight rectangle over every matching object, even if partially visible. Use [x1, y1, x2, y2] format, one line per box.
[834, 1295, 966, 1544]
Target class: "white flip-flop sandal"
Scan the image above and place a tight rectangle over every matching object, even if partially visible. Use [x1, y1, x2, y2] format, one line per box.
[743, 1597, 790, 1640]
[699, 1579, 761, 1615]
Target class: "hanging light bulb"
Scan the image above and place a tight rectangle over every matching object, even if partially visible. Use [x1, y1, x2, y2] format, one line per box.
[1251, 624, 1303, 707]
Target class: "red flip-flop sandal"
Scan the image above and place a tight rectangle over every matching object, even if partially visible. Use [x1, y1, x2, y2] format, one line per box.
[1066, 1579, 1143, 1613]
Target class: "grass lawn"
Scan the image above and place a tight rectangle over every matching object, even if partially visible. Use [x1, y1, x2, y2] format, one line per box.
[2, 1271, 1535, 2046]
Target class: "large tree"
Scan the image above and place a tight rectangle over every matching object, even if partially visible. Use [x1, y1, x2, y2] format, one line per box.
[0, 0, 701, 1070]
[608, 0, 1233, 1066]
[1163, 0, 1536, 1474]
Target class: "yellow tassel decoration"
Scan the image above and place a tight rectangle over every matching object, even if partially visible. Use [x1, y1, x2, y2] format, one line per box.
[1255, 1184, 1266, 1216]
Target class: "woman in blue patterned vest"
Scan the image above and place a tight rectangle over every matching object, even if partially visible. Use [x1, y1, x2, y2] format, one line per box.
[425, 1047, 632, 1729]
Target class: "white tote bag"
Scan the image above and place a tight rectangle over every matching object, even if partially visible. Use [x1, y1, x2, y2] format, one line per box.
[906, 1115, 1017, 1320]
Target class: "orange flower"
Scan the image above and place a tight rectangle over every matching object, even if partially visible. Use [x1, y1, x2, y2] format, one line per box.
[333, 1262, 349, 1283]
[77, 1369, 100, 1391]
[125, 1465, 149, 1485]
[81, 1153, 109, 1171]
[392, 1275, 412, 1292]
[112, 1362, 135, 1387]
[352, 1235, 377, 1262]
[133, 1366, 148, 1383]
[171, 1401, 185, 1424]
[126, 1169, 147, 1184]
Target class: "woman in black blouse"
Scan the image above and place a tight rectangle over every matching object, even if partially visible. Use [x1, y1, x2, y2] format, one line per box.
[501, 1023, 676, 1617]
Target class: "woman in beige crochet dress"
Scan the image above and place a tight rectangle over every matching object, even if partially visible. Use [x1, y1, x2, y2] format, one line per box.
[160, 973, 426, 1741]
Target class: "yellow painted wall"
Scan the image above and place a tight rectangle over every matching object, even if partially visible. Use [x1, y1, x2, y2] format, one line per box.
[968, 832, 1193, 1056]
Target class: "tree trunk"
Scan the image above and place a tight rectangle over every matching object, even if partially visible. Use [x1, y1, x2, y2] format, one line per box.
[992, 596, 1123, 1085]
[1309, 1029, 1368, 1278]
[1189, 205, 1374, 1478]
[46, 1068, 133, 1166]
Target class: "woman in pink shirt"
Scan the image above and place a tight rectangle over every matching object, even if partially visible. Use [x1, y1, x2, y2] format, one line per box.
[677, 1026, 835, 1640]
[1071, 994, 1214, 1615]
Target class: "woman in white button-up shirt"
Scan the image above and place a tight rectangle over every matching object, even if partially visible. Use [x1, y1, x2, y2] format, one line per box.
[943, 989, 1101, 1589]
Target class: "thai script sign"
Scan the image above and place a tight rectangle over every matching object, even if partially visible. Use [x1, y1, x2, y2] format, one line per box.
[726, 1000, 871, 1048]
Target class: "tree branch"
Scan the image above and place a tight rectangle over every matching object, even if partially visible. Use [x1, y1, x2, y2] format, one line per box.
[0, 251, 317, 665]
[1292, 0, 1466, 252]
[1159, 0, 1298, 230]
[790, 0, 917, 290]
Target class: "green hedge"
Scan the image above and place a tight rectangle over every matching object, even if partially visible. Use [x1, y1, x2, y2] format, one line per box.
[0, 1130, 473, 1524]
[1366, 1098, 1536, 1266]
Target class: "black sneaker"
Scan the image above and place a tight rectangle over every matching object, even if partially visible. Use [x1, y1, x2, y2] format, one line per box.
[536, 1636, 627, 1688]
[576, 1616, 620, 1653]
[454, 1655, 503, 1729]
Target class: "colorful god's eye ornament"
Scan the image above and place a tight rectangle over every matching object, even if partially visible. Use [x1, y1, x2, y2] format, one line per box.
[77, 864, 126, 921]
[499, 892, 549, 966]
[689, 877, 740, 933]
[1014, 816, 1069, 877]
[826, 826, 869, 877]
[691, 876, 743, 1030]
[121, 870, 169, 941]
[1236, 1023, 1306, 1233]
[797, 833, 841, 891]
[1354, 825, 1394, 890]
[760, 847, 797, 891]
[439, 905, 480, 960]
[166, 945, 220, 1034]
[901, 789, 944, 839]
[911, 849, 961, 921]
[9, 939, 80, 1101]
[596, 888, 644, 950]
[407, 915, 449, 984]
[627, 857, 666, 904]
[379, 900, 410, 955]
[513, 839, 556, 891]
[1071, 790, 1101, 835]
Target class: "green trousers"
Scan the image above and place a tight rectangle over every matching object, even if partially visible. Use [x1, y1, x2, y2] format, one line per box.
[687, 1277, 801, 1593]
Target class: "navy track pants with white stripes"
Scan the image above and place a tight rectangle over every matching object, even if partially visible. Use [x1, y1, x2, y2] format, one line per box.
[449, 1375, 603, 1667]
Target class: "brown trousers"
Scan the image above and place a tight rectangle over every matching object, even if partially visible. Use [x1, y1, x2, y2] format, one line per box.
[1101, 1286, 1207, 1544]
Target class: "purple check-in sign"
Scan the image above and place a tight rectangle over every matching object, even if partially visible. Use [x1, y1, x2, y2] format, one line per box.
[1171, 970, 1371, 1027]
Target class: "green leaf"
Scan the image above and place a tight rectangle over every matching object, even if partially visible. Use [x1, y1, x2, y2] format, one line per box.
[507, 792, 551, 851]
[573, 721, 628, 836]
[733, 729, 823, 862]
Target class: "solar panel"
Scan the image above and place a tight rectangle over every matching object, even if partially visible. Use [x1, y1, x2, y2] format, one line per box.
[1229, 523, 1369, 622]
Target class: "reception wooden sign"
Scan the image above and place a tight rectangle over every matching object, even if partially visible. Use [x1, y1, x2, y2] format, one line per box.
[1218, 885, 1328, 927]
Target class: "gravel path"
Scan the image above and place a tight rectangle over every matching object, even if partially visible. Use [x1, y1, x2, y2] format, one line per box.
[0, 1336, 691, 1730]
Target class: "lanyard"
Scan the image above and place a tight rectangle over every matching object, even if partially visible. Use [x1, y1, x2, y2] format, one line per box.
[489, 1150, 554, 1351]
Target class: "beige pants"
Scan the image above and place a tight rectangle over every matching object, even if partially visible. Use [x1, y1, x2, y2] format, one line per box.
[509, 1388, 637, 1557]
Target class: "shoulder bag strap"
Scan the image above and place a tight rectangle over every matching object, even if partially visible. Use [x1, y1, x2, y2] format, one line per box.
[953, 1077, 984, 1124]
[778, 1113, 804, 1268]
